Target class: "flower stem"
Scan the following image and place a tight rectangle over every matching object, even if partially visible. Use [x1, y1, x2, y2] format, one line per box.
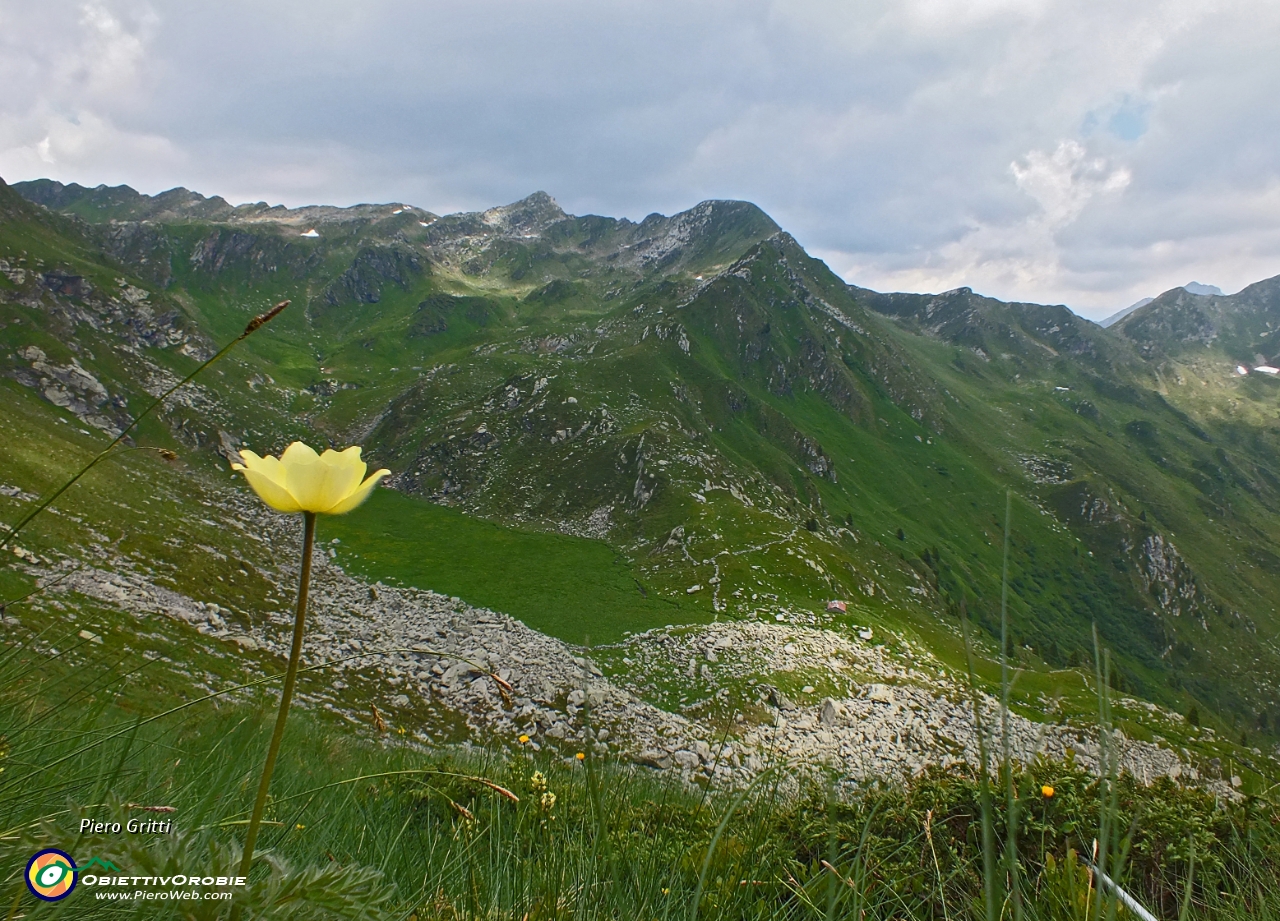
[238, 510, 316, 880]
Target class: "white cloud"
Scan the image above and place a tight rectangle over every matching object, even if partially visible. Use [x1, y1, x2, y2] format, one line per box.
[0, 1, 175, 187]
[0, 0, 1277, 318]
[1011, 141, 1131, 230]
[832, 141, 1133, 305]
[73, 1, 157, 100]
[0, 108, 179, 176]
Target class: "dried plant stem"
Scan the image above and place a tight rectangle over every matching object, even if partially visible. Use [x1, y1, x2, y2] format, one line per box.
[237, 510, 316, 882]
[1000, 490, 1023, 921]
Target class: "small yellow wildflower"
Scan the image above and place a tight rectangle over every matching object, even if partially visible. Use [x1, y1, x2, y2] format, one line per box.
[295, 824, 305, 831]
[539, 792, 557, 812]
[231, 442, 389, 515]
[518, 734, 530, 744]
[575, 752, 586, 761]
[530, 771, 547, 793]
[1041, 785, 1055, 799]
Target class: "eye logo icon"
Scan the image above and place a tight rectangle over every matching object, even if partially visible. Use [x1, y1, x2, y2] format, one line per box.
[26, 849, 78, 901]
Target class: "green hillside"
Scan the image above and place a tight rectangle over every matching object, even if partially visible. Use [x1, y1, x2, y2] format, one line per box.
[4, 173, 1279, 742]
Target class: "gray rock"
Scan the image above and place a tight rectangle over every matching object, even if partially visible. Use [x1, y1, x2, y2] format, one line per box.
[634, 750, 672, 770]
[765, 685, 796, 712]
[443, 662, 481, 682]
[821, 698, 839, 726]
[867, 684, 895, 704]
[45, 508, 1206, 799]
[217, 430, 240, 463]
[672, 750, 701, 770]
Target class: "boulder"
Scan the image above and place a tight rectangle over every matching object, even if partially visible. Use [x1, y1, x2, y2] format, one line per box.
[672, 750, 701, 770]
[633, 750, 673, 770]
[763, 685, 796, 711]
[820, 698, 840, 726]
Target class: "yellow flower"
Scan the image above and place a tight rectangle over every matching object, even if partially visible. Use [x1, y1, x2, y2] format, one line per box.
[518, 734, 530, 744]
[232, 442, 389, 514]
[530, 771, 547, 793]
[539, 792, 557, 812]
[1041, 785, 1055, 799]
[575, 752, 585, 761]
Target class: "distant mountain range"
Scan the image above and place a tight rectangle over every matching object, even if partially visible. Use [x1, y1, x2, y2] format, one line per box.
[4, 175, 1279, 735]
[1100, 282, 1227, 328]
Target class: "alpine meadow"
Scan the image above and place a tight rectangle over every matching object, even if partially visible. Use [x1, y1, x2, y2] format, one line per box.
[1, 174, 1278, 919]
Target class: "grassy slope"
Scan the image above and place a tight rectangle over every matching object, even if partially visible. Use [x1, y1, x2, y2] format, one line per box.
[5, 175, 1280, 738]
[889, 327, 1280, 713]
[2, 625, 1277, 921]
[3, 183, 1279, 920]
[328, 488, 706, 644]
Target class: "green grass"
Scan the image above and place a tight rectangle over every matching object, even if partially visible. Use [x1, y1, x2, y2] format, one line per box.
[2, 628, 1277, 921]
[5, 172, 1280, 753]
[327, 488, 711, 645]
[6, 176, 1280, 921]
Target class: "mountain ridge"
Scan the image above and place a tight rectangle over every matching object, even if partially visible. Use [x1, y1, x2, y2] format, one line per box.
[4, 174, 1280, 738]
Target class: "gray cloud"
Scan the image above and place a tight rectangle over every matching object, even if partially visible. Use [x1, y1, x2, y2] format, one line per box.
[1, 0, 1278, 318]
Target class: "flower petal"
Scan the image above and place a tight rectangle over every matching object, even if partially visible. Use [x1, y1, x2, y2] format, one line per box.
[326, 445, 364, 465]
[237, 449, 291, 489]
[325, 468, 390, 515]
[280, 441, 320, 465]
[284, 447, 364, 513]
[238, 464, 304, 512]
[314, 447, 367, 512]
[232, 448, 264, 470]
[280, 453, 329, 512]
[232, 442, 389, 514]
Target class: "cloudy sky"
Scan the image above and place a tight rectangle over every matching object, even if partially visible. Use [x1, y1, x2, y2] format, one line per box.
[1, 1, 1277, 319]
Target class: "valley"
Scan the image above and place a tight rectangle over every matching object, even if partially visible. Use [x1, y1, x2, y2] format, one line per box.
[2, 173, 1279, 794]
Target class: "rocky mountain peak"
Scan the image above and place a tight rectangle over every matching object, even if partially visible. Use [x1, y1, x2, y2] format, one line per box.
[1111, 271, 1280, 361]
[480, 191, 567, 236]
[1183, 281, 1224, 297]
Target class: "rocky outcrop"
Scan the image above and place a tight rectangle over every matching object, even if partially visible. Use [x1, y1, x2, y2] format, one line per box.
[13, 345, 123, 435]
[1139, 534, 1209, 621]
[320, 245, 427, 307]
[34, 526, 1222, 796]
